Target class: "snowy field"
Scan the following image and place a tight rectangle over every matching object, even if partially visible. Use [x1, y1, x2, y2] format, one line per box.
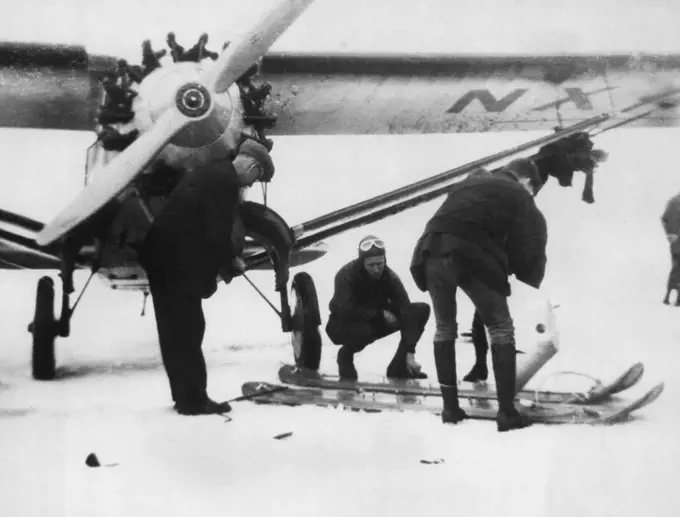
[0, 127, 679, 517]
[2, 0, 680, 515]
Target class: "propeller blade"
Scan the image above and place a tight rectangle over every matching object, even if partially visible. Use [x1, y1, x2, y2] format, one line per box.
[36, 108, 189, 246]
[206, 0, 315, 94]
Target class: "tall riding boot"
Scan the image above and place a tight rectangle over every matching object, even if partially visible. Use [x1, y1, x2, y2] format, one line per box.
[434, 340, 467, 424]
[463, 311, 489, 382]
[491, 343, 532, 432]
[337, 346, 358, 380]
[386, 303, 429, 379]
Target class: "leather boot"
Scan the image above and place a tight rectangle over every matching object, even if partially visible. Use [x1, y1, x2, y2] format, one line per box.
[491, 343, 532, 432]
[175, 397, 232, 416]
[337, 346, 358, 380]
[434, 340, 467, 424]
[463, 312, 489, 382]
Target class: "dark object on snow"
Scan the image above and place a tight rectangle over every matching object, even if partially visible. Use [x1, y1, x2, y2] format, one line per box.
[273, 432, 293, 440]
[85, 453, 100, 467]
[420, 459, 445, 465]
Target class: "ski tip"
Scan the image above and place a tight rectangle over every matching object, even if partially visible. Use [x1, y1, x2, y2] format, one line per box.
[610, 362, 645, 394]
[626, 362, 645, 383]
[648, 382, 665, 401]
[631, 362, 645, 374]
[599, 381, 665, 425]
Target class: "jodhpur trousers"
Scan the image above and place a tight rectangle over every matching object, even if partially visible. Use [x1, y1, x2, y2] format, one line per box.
[424, 255, 515, 347]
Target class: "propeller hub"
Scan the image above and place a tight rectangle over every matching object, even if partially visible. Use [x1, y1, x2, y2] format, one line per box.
[176, 83, 211, 118]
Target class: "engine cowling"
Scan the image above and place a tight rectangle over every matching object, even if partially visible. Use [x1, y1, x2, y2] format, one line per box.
[131, 61, 246, 171]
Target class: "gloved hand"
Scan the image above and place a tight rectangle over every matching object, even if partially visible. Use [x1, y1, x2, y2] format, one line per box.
[220, 257, 247, 284]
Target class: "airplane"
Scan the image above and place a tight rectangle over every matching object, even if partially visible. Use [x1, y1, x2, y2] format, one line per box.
[0, 0, 678, 382]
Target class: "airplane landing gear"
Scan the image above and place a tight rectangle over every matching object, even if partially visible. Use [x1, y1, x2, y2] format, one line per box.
[30, 276, 58, 380]
[290, 272, 322, 370]
[28, 241, 95, 380]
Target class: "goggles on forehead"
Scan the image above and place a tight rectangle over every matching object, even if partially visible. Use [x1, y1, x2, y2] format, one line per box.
[359, 238, 385, 252]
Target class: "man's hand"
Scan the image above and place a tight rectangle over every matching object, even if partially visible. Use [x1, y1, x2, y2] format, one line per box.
[232, 256, 246, 274]
[383, 310, 399, 326]
[405, 353, 423, 376]
[667, 234, 678, 244]
[220, 257, 247, 285]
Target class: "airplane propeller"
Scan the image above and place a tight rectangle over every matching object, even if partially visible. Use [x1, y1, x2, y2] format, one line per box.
[35, 0, 315, 247]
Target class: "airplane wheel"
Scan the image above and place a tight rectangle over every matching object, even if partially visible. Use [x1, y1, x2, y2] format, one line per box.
[290, 272, 322, 370]
[30, 276, 57, 380]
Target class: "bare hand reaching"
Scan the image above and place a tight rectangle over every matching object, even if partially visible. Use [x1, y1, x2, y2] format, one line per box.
[383, 310, 399, 326]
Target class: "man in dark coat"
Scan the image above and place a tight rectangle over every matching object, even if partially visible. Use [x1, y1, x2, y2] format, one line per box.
[138, 138, 274, 416]
[410, 158, 548, 432]
[662, 192, 680, 305]
[326, 235, 431, 380]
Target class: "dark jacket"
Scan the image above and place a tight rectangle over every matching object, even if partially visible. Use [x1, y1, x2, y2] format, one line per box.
[410, 171, 547, 296]
[662, 193, 680, 258]
[662, 193, 680, 236]
[139, 158, 242, 298]
[326, 259, 411, 335]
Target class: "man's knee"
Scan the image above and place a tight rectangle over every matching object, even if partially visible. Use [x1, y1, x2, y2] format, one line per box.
[328, 321, 377, 351]
[433, 324, 457, 343]
[401, 302, 431, 326]
[414, 302, 431, 325]
[432, 315, 457, 342]
[486, 318, 515, 346]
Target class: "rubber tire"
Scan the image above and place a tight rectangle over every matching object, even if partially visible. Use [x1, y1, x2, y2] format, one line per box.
[290, 272, 322, 370]
[31, 276, 57, 380]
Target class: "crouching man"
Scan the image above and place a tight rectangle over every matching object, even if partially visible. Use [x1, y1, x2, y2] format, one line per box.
[325, 235, 431, 380]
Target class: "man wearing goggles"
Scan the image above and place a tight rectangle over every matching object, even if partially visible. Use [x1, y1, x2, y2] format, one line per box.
[325, 235, 431, 380]
[410, 158, 548, 432]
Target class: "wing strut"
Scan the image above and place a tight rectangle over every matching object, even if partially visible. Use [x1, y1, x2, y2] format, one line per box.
[244, 86, 680, 269]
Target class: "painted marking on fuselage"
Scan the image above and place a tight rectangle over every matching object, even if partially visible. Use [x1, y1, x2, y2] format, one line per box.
[446, 86, 616, 114]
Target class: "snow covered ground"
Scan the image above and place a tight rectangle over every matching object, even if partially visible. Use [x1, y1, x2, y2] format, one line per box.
[1, 127, 679, 517]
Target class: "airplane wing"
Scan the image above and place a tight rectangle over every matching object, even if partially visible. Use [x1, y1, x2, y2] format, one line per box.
[0, 208, 67, 269]
[244, 240, 329, 270]
[258, 52, 680, 134]
[0, 208, 101, 270]
[0, 42, 115, 131]
[1, 43, 679, 135]
[0, 205, 327, 275]
[0, 41, 676, 136]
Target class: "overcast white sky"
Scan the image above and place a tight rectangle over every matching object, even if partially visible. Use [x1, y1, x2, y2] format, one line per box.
[1, 0, 679, 61]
